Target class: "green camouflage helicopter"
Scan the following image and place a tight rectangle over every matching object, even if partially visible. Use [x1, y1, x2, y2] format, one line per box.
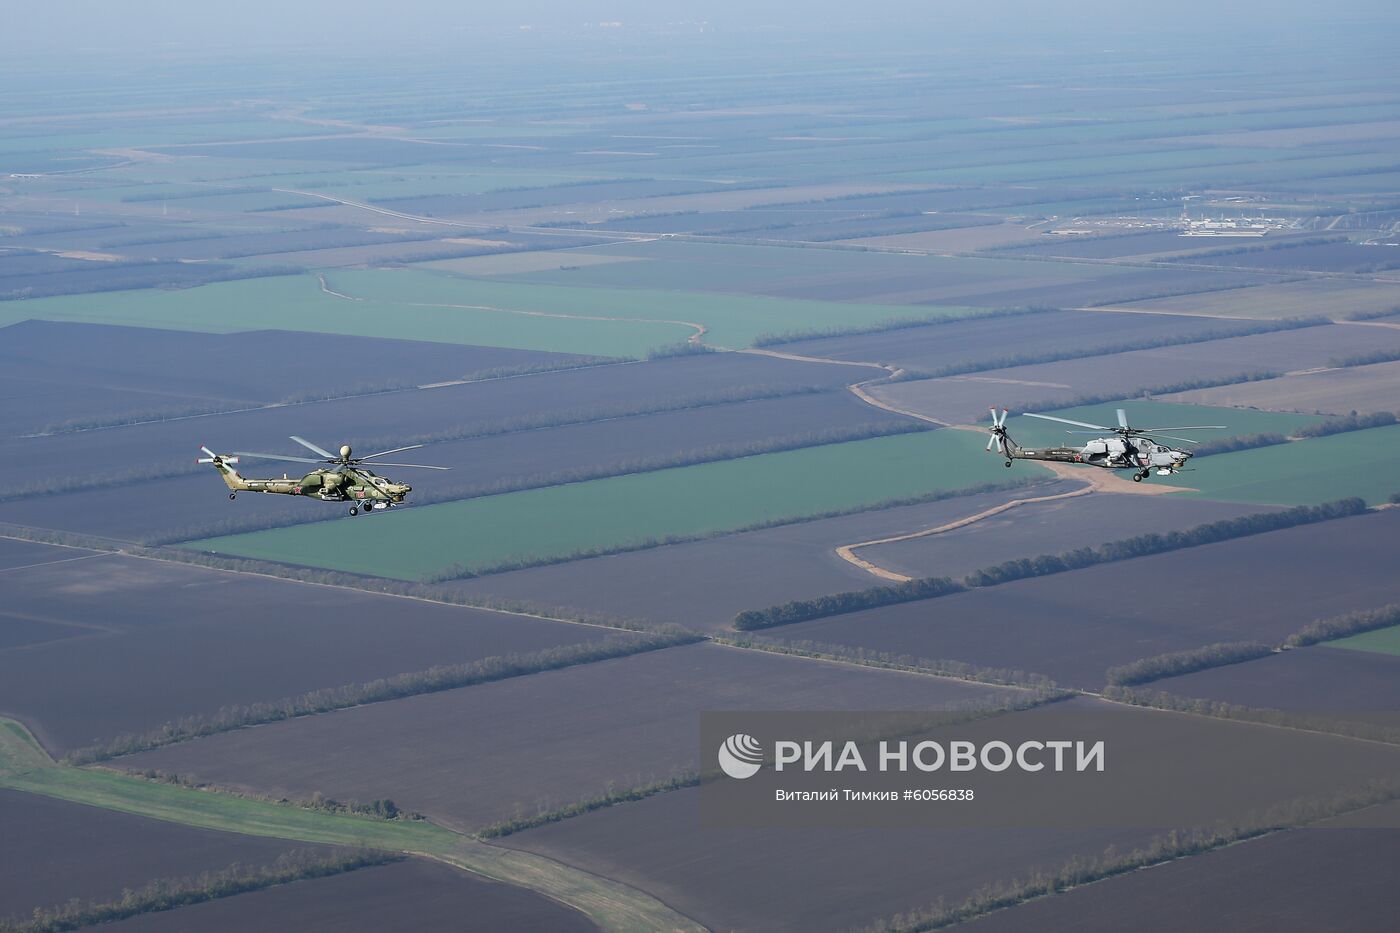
[199, 436, 448, 516]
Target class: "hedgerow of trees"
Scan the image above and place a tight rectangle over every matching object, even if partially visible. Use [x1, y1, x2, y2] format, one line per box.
[67, 630, 700, 763]
[0, 849, 397, 933]
[731, 499, 1368, 630]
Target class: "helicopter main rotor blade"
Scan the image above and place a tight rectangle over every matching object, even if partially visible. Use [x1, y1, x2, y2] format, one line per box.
[1143, 433, 1201, 445]
[1134, 425, 1227, 432]
[289, 435, 337, 459]
[234, 451, 321, 464]
[357, 444, 426, 462]
[1117, 408, 1129, 429]
[361, 461, 450, 470]
[1023, 412, 1112, 431]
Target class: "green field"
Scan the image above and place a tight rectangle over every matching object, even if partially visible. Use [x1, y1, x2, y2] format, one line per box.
[184, 429, 1040, 580]
[0, 274, 688, 359]
[1158, 425, 1400, 506]
[328, 266, 987, 349]
[1328, 626, 1400, 657]
[1013, 401, 1324, 449]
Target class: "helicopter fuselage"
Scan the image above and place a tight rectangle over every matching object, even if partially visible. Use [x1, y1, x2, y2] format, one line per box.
[211, 460, 412, 505]
[1006, 435, 1191, 474]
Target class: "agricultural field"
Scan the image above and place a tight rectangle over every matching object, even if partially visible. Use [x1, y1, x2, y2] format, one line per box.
[868, 323, 1400, 424]
[0, 554, 619, 755]
[0, 319, 593, 437]
[180, 430, 1039, 580]
[9, 17, 1400, 931]
[1327, 625, 1400, 657]
[1, 388, 905, 544]
[958, 803, 1400, 932]
[90, 858, 599, 933]
[860, 495, 1278, 582]
[0, 349, 856, 491]
[1147, 645, 1400, 712]
[1109, 277, 1400, 320]
[0, 787, 333, 921]
[498, 697, 1400, 932]
[1162, 358, 1400, 415]
[770, 309, 1277, 375]
[446, 480, 1083, 630]
[0, 273, 691, 358]
[771, 509, 1400, 689]
[121, 643, 1017, 832]
[1158, 424, 1400, 505]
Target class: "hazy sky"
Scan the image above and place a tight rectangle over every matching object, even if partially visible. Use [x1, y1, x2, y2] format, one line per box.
[5, 0, 1397, 59]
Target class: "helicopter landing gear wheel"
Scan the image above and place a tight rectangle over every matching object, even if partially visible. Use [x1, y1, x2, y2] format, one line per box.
[1133, 471, 1146, 483]
[349, 506, 359, 516]
[228, 493, 236, 500]
[1004, 460, 1012, 468]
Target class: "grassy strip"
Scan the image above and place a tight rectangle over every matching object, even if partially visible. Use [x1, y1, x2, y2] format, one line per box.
[1105, 642, 1274, 686]
[66, 630, 702, 764]
[730, 499, 1367, 630]
[0, 849, 398, 933]
[425, 478, 1042, 583]
[713, 635, 1063, 691]
[478, 772, 700, 839]
[0, 719, 704, 933]
[859, 781, 1400, 932]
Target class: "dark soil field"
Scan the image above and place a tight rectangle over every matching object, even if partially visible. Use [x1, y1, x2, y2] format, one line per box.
[0, 536, 95, 571]
[1163, 358, 1400, 415]
[872, 323, 1400, 423]
[0, 350, 856, 489]
[959, 803, 1400, 932]
[0, 320, 590, 437]
[499, 697, 1400, 932]
[121, 643, 1017, 832]
[775, 310, 1272, 375]
[0, 787, 329, 921]
[998, 230, 1232, 260]
[446, 480, 1081, 630]
[92, 857, 598, 933]
[0, 555, 619, 755]
[107, 228, 430, 262]
[1149, 645, 1400, 711]
[775, 509, 1400, 689]
[4, 389, 907, 543]
[374, 179, 728, 217]
[863, 495, 1277, 581]
[1169, 240, 1400, 274]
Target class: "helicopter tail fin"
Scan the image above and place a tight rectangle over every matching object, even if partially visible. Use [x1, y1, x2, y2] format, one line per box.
[197, 447, 246, 489]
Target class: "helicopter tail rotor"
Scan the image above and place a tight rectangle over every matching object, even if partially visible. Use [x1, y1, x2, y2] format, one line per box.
[196, 446, 239, 467]
[987, 407, 1011, 456]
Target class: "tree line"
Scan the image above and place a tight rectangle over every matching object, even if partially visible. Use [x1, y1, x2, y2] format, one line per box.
[752, 305, 1052, 348]
[478, 771, 700, 839]
[860, 780, 1400, 933]
[1105, 642, 1274, 686]
[730, 498, 1369, 630]
[0, 849, 398, 933]
[67, 629, 701, 764]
